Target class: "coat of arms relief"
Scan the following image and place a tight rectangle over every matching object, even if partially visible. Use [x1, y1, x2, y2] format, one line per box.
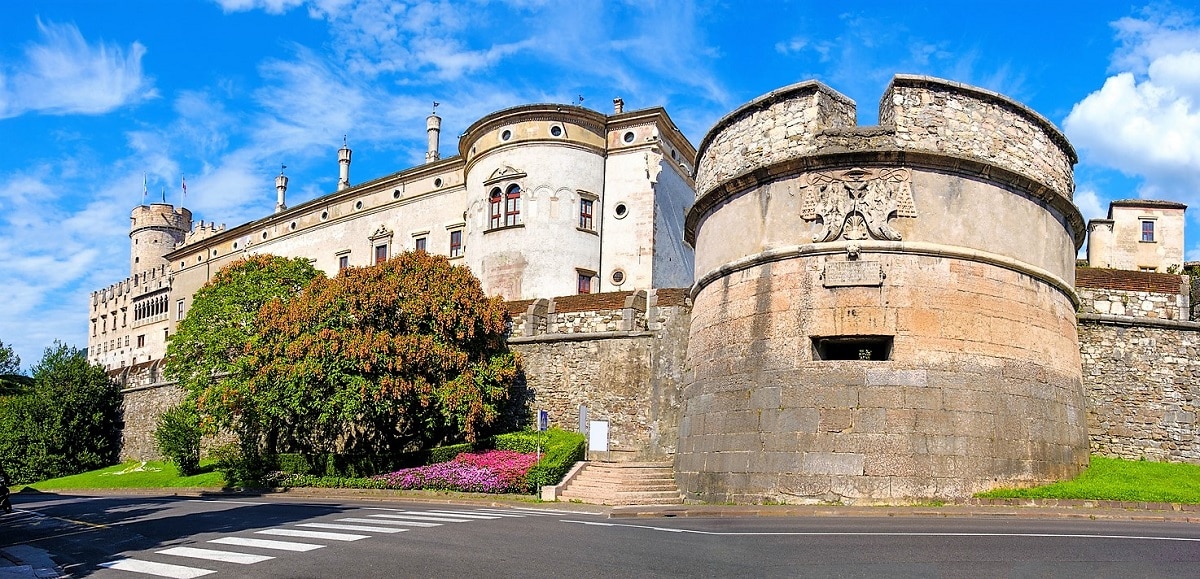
[799, 167, 917, 242]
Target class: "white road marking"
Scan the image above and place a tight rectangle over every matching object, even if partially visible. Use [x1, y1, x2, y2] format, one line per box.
[357, 512, 472, 523]
[338, 517, 439, 527]
[257, 528, 368, 541]
[99, 558, 214, 578]
[209, 537, 325, 552]
[184, 499, 269, 506]
[297, 522, 406, 533]
[419, 510, 503, 519]
[560, 520, 1200, 541]
[364, 515, 442, 527]
[155, 546, 273, 564]
[484, 506, 597, 515]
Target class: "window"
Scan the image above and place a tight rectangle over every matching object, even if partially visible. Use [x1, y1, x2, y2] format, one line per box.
[580, 199, 594, 230]
[1141, 220, 1155, 242]
[415, 237, 427, 252]
[124, 336, 129, 347]
[489, 187, 503, 228]
[505, 184, 521, 226]
[137, 335, 145, 348]
[374, 244, 388, 265]
[450, 230, 463, 257]
[176, 299, 185, 321]
[1139, 266, 1158, 272]
[812, 336, 893, 361]
[577, 272, 593, 294]
[339, 255, 349, 271]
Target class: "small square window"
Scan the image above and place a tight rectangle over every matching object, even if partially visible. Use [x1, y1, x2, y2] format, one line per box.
[1141, 220, 1155, 242]
[339, 255, 349, 271]
[450, 230, 463, 257]
[577, 272, 593, 294]
[415, 237, 427, 252]
[375, 244, 388, 265]
[580, 199, 594, 230]
[137, 335, 145, 348]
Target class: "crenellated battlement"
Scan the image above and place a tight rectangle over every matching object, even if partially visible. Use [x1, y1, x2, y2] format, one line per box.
[129, 203, 191, 276]
[130, 203, 192, 234]
[184, 220, 226, 247]
[694, 75, 1077, 204]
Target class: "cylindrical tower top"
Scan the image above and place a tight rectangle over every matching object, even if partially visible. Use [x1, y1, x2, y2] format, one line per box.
[275, 167, 288, 214]
[426, 112, 442, 164]
[129, 203, 192, 275]
[338, 137, 352, 191]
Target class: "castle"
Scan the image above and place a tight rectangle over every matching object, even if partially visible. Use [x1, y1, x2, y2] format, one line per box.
[90, 75, 1200, 504]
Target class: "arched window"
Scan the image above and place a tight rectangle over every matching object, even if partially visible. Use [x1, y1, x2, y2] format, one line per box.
[489, 187, 503, 229]
[505, 184, 521, 226]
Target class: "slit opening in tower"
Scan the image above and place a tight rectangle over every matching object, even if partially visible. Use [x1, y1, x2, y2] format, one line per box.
[812, 335, 894, 361]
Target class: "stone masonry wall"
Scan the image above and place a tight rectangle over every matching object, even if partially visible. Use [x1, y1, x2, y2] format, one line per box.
[1076, 267, 1189, 321]
[1080, 319, 1200, 463]
[120, 382, 186, 460]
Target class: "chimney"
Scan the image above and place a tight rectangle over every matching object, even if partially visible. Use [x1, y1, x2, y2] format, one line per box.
[275, 166, 288, 213]
[426, 103, 441, 164]
[613, 97, 625, 114]
[338, 137, 352, 191]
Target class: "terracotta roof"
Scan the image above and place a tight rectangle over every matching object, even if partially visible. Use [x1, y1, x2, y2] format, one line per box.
[654, 287, 690, 306]
[552, 291, 635, 313]
[1075, 267, 1183, 294]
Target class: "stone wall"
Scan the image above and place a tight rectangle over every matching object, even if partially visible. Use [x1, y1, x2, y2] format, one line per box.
[119, 382, 186, 460]
[1079, 317, 1200, 463]
[1076, 267, 1189, 321]
[508, 288, 690, 458]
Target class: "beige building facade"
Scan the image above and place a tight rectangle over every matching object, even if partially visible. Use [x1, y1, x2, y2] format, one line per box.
[1086, 199, 1187, 273]
[88, 101, 697, 375]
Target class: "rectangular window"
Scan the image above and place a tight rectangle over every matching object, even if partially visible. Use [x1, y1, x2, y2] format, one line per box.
[124, 336, 129, 347]
[450, 230, 463, 257]
[339, 255, 349, 271]
[812, 336, 894, 361]
[137, 335, 145, 348]
[580, 199, 594, 230]
[1141, 220, 1155, 242]
[577, 272, 593, 294]
[176, 299, 185, 321]
[415, 237, 427, 252]
[374, 244, 388, 265]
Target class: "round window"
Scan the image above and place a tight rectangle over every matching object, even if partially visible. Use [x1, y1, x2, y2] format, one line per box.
[261, 231, 269, 240]
[623, 131, 635, 143]
[289, 221, 297, 231]
[393, 189, 401, 199]
[197, 255, 202, 263]
[321, 210, 329, 221]
[611, 270, 626, 285]
[212, 249, 218, 256]
[614, 203, 628, 219]
[550, 125, 563, 137]
[233, 242, 239, 249]
[355, 200, 363, 210]
[501, 129, 512, 141]
[434, 177, 443, 188]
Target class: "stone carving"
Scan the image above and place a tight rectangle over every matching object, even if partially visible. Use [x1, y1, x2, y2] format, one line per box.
[800, 167, 916, 242]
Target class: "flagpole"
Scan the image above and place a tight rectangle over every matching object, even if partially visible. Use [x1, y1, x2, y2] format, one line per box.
[142, 172, 148, 206]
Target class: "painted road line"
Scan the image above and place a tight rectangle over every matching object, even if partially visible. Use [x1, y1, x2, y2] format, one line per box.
[185, 499, 269, 506]
[208, 537, 325, 552]
[297, 522, 406, 534]
[256, 528, 368, 541]
[99, 558, 214, 578]
[338, 517, 441, 527]
[363, 515, 442, 527]
[156, 547, 274, 564]
[359, 513, 473, 523]
[419, 511, 503, 519]
[448, 509, 529, 517]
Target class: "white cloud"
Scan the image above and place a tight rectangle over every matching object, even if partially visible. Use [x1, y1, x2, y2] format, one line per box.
[1064, 9, 1200, 203]
[0, 19, 155, 119]
[1074, 187, 1107, 223]
[213, 0, 304, 14]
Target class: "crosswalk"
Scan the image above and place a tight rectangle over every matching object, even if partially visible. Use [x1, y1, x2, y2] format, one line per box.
[97, 506, 562, 578]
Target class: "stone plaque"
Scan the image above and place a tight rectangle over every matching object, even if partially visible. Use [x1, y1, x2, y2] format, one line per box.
[823, 261, 884, 288]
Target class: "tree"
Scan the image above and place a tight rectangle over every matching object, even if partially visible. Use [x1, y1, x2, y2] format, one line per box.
[0, 342, 122, 484]
[165, 254, 323, 433]
[0, 340, 31, 396]
[236, 251, 520, 461]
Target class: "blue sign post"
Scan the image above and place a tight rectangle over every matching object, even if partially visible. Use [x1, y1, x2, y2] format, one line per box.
[537, 409, 548, 462]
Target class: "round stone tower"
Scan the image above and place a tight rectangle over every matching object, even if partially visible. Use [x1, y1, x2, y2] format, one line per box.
[130, 203, 191, 275]
[678, 75, 1088, 503]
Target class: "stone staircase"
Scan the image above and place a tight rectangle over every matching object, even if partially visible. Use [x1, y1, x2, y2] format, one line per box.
[557, 461, 683, 505]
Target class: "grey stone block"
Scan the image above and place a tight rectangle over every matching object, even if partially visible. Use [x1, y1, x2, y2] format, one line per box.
[801, 451, 865, 475]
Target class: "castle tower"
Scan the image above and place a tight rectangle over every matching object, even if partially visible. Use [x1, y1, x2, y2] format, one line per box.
[130, 203, 192, 275]
[678, 76, 1088, 503]
[425, 109, 442, 163]
[338, 138, 352, 191]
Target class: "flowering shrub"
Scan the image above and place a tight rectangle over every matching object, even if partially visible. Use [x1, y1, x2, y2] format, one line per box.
[372, 450, 538, 493]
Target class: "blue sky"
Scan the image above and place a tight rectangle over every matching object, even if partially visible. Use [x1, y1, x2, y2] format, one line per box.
[1, 0, 1198, 368]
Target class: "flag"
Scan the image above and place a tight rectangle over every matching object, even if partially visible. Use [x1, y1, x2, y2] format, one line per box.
[142, 172, 147, 205]
[181, 175, 187, 200]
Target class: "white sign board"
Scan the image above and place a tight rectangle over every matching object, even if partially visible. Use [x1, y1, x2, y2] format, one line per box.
[588, 420, 609, 452]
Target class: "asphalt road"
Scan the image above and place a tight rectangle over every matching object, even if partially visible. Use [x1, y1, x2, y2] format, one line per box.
[2, 491, 1199, 578]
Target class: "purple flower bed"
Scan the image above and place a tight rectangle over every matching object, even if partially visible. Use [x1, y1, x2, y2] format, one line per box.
[373, 450, 538, 494]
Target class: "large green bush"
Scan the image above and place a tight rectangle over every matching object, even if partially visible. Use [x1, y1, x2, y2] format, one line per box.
[154, 403, 201, 476]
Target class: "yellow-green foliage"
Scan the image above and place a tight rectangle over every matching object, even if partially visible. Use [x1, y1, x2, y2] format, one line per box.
[978, 456, 1200, 503]
[22, 461, 225, 490]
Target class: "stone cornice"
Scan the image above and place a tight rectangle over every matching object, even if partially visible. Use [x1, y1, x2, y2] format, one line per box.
[1077, 313, 1200, 331]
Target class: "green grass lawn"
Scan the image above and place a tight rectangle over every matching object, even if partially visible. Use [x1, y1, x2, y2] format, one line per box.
[19, 461, 225, 491]
[977, 456, 1200, 503]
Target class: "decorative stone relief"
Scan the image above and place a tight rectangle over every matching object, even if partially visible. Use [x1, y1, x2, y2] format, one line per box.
[800, 167, 917, 242]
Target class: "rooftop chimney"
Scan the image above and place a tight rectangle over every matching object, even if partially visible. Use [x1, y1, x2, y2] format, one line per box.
[613, 97, 625, 114]
[275, 165, 288, 213]
[338, 137, 352, 191]
[426, 102, 441, 164]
